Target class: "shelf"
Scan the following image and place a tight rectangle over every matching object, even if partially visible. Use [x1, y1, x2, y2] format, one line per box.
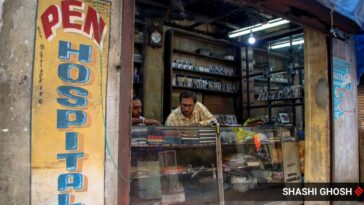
[253, 79, 290, 85]
[258, 98, 303, 102]
[173, 48, 236, 64]
[173, 67, 240, 80]
[247, 66, 304, 78]
[172, 85, 237, 95]
[248, 103, 304, 109]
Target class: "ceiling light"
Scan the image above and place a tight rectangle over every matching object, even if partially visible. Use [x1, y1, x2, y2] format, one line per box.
[270, 39, 304, 49]
[228, 18, 290, 38]
[248, 32, 256, 44]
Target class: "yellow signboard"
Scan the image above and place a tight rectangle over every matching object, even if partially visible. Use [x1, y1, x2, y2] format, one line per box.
[31, 0, 110, 204]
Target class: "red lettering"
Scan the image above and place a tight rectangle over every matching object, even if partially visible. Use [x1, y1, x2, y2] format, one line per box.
[41, 5, 61, 40]
[83, 6, 106, 45]
[62, 0, 83, 31]
[39, 2, 108, 47]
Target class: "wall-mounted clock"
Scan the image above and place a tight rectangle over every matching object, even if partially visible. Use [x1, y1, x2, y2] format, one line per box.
[147, 20, 163, 48]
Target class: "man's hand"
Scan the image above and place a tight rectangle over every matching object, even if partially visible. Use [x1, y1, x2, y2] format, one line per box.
[144, 119, 161, 126]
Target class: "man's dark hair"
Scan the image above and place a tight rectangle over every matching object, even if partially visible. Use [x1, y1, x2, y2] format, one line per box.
[179, 91, 197, 103]
[133, 96, 141, 101]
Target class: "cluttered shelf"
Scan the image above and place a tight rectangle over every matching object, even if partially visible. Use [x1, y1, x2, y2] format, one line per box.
[173, 85, 237, 95]
[253, 79, 291, 85]
[173, 67, 240, 80]
[173, 48, 236, 64]
[261, 98, 303, 102]
[249, 103, 304, 109]
[246, 66, 304, 78]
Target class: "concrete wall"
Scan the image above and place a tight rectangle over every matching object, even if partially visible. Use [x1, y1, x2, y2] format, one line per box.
[105, 0, 122, 204]
[0, 0, 121, 204]
[0, 0, 35, 204]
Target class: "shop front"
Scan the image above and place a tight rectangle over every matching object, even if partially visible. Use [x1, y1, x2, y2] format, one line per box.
[1, 0, 360, 204]
[119, 0, 361, 204]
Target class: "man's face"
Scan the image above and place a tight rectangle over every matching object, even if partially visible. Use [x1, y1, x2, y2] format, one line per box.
[132, 99, 142, 118]
[180, 97, 195, 118]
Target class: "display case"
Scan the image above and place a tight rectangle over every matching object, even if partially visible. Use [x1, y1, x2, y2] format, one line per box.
[130, 126, 301, 204]
[219, 126, 301, 202]
[130, 126, 220, 204]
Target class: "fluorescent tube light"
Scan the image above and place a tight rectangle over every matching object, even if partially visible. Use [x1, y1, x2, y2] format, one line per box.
[270, 39, 304, 49]
[228, 18, 290, 38]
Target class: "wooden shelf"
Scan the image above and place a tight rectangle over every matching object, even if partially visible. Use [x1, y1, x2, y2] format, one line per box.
[164, 28, 243, 122]
[173, 67, 240, 80]
[172, 85, 237, 95]
[173, 48, 236, 64]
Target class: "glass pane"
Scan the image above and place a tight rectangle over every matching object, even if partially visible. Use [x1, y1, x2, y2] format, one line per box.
[130, 126, 220, 204]
[220, 126, 296, 202]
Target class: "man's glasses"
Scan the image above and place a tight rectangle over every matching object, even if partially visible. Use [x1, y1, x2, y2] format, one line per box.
[181, 103, 195, 109]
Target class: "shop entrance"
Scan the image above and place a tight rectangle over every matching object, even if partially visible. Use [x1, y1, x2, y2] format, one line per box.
[128, 0, 306, 204]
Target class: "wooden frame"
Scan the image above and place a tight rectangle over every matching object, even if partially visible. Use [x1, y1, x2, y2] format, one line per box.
[118, 0, 135, 204]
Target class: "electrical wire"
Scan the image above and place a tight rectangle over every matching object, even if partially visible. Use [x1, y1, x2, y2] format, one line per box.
[96, 0, 131, 183]
[330, 1, 337, 38]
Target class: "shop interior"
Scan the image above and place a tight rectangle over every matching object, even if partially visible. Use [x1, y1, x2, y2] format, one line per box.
[131, 0, 305, 204]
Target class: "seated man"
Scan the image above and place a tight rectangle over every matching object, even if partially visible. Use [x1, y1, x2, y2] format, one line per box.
[165, 91, 216, 126]
[132, 97, 160, 126]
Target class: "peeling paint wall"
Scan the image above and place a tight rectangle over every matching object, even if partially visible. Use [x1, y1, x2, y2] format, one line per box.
[332, 37, 359, 182]
[0, 0, 121, 204]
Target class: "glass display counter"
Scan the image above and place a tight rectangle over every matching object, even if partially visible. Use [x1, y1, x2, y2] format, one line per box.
[220, 126, 301, 203]
[130, 126, 301, 204]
